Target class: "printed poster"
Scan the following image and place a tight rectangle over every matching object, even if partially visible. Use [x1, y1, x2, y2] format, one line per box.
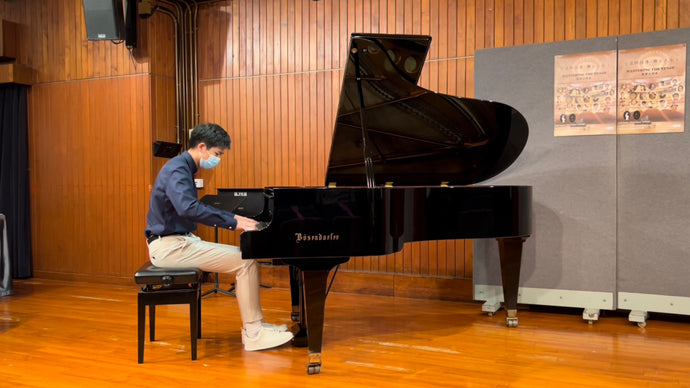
[554, 51, 618, 137]
[617, 44, 686, 134]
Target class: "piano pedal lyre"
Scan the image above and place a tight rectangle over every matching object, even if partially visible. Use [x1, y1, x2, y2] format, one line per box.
[291, 307, 301, 322]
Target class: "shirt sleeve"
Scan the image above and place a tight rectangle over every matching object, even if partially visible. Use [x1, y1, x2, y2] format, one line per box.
[165, 165, 239, 230]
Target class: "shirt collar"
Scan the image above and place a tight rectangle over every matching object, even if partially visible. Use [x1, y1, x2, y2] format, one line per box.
[182, 151, 198, 175]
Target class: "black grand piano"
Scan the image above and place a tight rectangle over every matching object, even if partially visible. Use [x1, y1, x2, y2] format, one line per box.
[218, 33, 531, 374]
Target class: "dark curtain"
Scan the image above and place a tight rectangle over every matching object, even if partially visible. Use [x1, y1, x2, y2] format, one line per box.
[0, 84, 31, 278]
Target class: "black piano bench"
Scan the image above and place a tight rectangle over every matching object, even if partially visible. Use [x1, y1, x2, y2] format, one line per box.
[134, 263, 203, 363]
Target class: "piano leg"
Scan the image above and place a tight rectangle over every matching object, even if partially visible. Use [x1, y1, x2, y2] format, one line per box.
[284, 258, 348, 375]
[497, 237, 527, 328]
[301, 269, 329, 374]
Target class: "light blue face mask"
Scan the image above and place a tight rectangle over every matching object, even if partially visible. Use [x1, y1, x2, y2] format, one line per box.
[200, 151, 220, 169]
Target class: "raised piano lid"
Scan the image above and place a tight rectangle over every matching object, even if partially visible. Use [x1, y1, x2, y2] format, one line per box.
[325, 33, 529, 187]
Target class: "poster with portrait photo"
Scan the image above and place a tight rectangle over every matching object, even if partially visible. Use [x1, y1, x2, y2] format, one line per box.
[617, 44, 686, 135]
[554, 50, 618, 137]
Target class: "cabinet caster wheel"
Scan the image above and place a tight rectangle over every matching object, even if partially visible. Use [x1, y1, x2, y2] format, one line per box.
[629, 311, 648, 328]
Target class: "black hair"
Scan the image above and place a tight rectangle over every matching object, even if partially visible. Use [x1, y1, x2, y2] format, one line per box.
[188, 123, 231, 149]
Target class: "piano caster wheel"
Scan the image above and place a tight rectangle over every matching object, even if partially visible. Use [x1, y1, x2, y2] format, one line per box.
[506, 317, 518, 327]
[291, 312, 300, 322]
[306, 353, 322, 375]
[505, 309, 518, 328]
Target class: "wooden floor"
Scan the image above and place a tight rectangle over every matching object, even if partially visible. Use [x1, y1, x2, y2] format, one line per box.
[2, 279, 690, 387]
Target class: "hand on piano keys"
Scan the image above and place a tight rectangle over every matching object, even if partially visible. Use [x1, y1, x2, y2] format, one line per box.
[234, 215, 261, 232]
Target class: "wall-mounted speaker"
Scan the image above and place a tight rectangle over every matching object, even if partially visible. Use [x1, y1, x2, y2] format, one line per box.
[153, 141, 182, 158]
[82, 0, 125, 41]
[124, 0, 137, 48]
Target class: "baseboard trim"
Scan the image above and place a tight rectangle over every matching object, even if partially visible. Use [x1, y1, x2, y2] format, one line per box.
[32, 267, 474, 302]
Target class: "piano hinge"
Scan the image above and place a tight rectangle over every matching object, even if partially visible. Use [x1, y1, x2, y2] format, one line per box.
[440, 181, 449, 187]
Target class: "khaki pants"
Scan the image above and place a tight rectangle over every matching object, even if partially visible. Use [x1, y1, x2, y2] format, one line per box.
[147, 234, 263, 323]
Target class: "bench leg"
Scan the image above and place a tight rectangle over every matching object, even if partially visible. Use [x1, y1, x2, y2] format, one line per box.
[137, 297, 145, 364]
[149, 305, 156, 341]
[137, 286, 202, 362]
[190, 295, 198, 360]
[197, 289, 202, 339]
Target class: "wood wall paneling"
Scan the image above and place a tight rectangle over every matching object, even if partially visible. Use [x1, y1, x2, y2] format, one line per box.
[29, 76, 152, 280]
[3, 0, 689, 298]
[192, 0, 690, 297]
[2, 0, 158, 283]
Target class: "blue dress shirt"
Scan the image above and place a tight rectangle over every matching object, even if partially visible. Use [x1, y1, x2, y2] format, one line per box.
[145, 151, 238, 237]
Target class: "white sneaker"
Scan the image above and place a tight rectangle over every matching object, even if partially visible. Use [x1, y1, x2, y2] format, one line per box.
[241, 322, 289, 344]
[243, 327, 294, 351]
[263, 322, 289, 332]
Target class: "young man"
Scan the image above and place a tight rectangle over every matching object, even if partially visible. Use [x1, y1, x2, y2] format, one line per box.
[144, 123, 293, 351]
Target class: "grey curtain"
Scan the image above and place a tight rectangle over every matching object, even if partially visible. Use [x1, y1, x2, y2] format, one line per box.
[1, 214, 11, 295]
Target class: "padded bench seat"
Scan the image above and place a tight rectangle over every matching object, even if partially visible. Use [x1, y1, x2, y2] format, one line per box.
[135, 263, 202, 288]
